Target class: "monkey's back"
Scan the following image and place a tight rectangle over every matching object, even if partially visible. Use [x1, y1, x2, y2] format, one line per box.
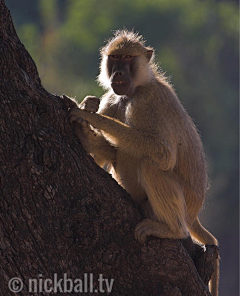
[153, 80, 208, 216]
[125, 80, 208, 216]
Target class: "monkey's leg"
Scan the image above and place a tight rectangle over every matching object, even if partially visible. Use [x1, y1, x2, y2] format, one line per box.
[135, 158, 189, 243]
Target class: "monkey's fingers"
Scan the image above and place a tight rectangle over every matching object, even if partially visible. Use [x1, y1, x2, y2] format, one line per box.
[69, 114, 82, 125]
[81, 96, 100, 113]
[73, 120, 91, 138]
[81, 102, 99, 113]
[74, 118, 89, 129]
[69, 108, 89, 122]
[79, 119, 89, 129]
[69, 108, 85, 124]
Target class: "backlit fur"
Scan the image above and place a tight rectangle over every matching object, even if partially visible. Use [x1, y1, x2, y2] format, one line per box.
[98, 30, 156, 90]
[70, 30, 219, 296]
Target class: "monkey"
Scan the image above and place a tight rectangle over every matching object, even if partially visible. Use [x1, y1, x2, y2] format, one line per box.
[69, 30, 219, 296]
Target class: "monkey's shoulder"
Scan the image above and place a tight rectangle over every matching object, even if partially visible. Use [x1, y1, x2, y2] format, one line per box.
[98, 93, 128, 121]
[138, 81, 192, 120]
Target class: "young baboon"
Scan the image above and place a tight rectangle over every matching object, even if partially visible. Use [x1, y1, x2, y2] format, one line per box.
[69, 30, 219, 295]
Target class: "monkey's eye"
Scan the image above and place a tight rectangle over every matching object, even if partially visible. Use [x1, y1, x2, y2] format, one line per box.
[110, 55, 119, 59]
[125, 55, 132, 59]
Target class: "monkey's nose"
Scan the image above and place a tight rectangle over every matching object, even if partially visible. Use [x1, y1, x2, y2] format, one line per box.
[115, 70, 124, 76]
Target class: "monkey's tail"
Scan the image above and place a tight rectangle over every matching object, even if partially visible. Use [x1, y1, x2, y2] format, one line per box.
[189, 218, 219, 296]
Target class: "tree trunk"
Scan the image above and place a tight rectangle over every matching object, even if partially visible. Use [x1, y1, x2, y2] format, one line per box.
[0, 1, 218, 295]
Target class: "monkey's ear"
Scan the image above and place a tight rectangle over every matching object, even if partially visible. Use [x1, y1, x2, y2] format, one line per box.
[146, 50, 153, 62]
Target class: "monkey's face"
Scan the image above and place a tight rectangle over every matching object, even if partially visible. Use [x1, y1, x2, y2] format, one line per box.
[107, 55, 135, 97]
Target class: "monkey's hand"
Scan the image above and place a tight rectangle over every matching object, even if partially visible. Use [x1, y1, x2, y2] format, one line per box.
[79, 96, 100, 113]
[69, 95, 99, 152]
[69, 107, 117, 164]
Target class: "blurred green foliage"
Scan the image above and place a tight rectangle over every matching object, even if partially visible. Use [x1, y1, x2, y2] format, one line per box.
[5, 0, 239, 294]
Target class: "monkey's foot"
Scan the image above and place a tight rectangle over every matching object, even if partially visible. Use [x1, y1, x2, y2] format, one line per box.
[135, 219, 164, 244]
[135, 219, 187, 243]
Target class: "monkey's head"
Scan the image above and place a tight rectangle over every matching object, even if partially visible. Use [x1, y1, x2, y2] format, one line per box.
[98, 30, 154, 97]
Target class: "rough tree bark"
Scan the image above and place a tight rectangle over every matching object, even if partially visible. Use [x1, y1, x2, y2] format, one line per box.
[0, 1, 218, 295]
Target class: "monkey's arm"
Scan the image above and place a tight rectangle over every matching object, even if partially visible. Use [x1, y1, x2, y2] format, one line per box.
[70, 96, 116, 167]
[70, 108, 176, 170]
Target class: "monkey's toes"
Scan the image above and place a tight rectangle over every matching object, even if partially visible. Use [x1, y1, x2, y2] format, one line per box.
[135, 219, 154, 244]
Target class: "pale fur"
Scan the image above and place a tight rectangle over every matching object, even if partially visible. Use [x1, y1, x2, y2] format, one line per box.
[70, 30, 219, 296]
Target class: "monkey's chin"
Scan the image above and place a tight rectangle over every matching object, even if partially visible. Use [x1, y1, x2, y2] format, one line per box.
[112, 84, 132, 97]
